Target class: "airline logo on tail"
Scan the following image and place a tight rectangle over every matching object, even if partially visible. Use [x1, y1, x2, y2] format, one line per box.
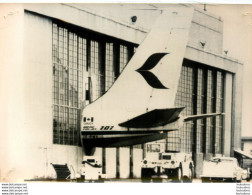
[136, 53, 169, 89]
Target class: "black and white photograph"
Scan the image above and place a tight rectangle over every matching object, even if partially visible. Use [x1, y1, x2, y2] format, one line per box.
[0, 2, 252, 194]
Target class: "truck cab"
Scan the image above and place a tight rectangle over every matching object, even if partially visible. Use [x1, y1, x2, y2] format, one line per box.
[141, 142, 194, 182]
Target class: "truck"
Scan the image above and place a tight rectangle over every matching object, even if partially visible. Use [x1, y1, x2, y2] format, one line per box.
[141, 141, 194, 182]
[234, 149, 252, 181]
[201, 157, 245, 182]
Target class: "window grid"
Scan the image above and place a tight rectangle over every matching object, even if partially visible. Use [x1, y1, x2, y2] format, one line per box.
[68, 33, 78, 108]
[53, 24, 84, 146]
[166, 134, 181, 151]
[174, 66, 194, 153]
[90, 40, 101, 100]
[105, 43, 115, 91]
[215, 71, 224, 154]
[119, 45, 128, 72]
[206, 70, 214, 153]
[53, 22, 136, 146]
[196, 68, 204, 153]
[53, 24, 59, 105]
[78, 37, 86, 106]
[171, 62, 225, 155]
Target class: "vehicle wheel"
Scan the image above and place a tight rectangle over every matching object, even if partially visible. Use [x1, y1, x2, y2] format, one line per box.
[141, 168, 152, 183]
[152, 178, 162, 183]
[174, 166, 183, 183]
[183, 165, 193, 183]
[97, 178, 105, 183]
[233, 177, 241, 183]
[237, 177, 242, 183]
[141, 178, 151, 183]
[77, 175, 85, 183]
[201, 177, 210, 183]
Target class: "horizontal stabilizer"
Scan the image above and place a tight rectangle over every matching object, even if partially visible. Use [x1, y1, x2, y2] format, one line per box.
[119, 107, 185, 128]
[184, 113, 224, 122]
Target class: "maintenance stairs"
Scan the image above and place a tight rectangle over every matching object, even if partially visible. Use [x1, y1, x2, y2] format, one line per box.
[51, 163, 72, 181]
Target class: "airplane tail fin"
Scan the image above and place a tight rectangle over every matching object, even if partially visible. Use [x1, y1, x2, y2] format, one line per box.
[82, 8, 194, 131]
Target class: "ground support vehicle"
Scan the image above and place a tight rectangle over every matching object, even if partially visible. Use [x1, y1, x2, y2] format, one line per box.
[234, 150, 252, 181]
[79, 156, 105, 182]
[141, 148, 194, 183]
[201, 157, 245, 183]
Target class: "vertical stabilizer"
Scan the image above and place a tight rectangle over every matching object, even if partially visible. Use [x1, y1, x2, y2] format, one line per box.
[82, 7, 194, 131]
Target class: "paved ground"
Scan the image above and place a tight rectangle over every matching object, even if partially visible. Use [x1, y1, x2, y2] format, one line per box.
[27, 177, 252, 183]
[102, 178, 252, 183]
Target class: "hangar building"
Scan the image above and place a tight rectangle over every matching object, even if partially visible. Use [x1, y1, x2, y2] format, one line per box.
[0, 3, 243, 181]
